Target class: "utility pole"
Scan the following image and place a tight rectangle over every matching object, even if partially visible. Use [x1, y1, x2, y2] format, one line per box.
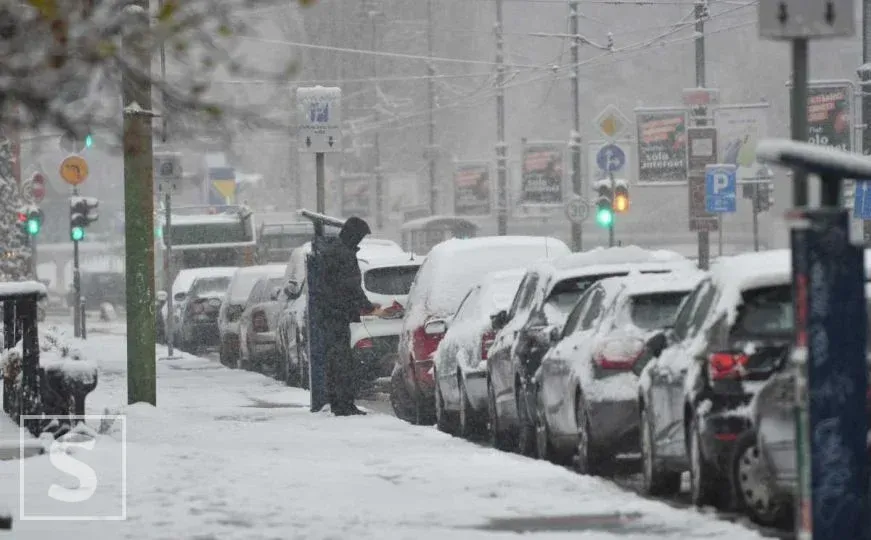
[693, 0, 710, 270]
[861, 0, 871, 243]
[368, 4, 384, 229]
[569, 0, 582, 251]
[495, 0, 508, 235]
[122, 2, 156, 406]
[426, 0, 438, 216]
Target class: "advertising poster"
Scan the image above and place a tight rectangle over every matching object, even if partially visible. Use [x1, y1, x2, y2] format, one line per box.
[453, 162, 491, 216]
[519, 141, 564, 205]
[713, 104, 769, 182]
[635, 109, 688, 184]
[804, 82, 853, 151]
[340, 174, 371, 218]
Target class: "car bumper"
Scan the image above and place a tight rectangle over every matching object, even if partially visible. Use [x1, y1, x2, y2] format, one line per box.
[250, 332, 278, 357]
[182, 321, 220, 346]
[588, 398, 640, 452]
[464, 368, 488, 411]
[701, 411, 752, 474]
[353, 335, 399, 390]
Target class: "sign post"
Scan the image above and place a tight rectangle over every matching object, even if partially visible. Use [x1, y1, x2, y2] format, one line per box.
[687, 127, 718, 267]
[59, 155, 89, 338]
[154, 151, 182, 360]
[590, 106, 630, 251]
[597, 144, 625, 247]
[296, 86, 343, 413]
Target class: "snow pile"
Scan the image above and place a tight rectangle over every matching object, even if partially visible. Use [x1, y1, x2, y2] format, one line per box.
[38, 327, 98, 389]
[548, 245, 687, 272]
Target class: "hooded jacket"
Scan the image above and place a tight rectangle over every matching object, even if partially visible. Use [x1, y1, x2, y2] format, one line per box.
[320, 217, 374, 322]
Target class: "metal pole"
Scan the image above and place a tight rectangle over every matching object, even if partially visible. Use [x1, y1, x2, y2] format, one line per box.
[862, 0, 871, 243]
[80, 300, 86, 339]
[717, 215, 723, 256]
[752, 186, 760, 252]
[73, 236, 81, 338]
[369, 8, 383, 229]
[123, 2, 156, 405]
[315, 152, 326, 237]
[694, 0, 710, 270]
[791, 39, 809, 206]
[608, 171, 616, 247]
[164, 191, 175, 357]
[426, 0, 438, 215]
[569, 0, 583, 251]
[495, 0, 508, 235]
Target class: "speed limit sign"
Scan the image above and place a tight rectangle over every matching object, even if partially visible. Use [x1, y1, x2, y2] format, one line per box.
[564, 196, 590, 224]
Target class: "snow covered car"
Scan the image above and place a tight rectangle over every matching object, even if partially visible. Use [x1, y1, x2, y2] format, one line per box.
[218, 264, 286, 368]
[238, 274, 289, 373]
[533, 271, 700, 473]
[634, 250, 796, 511]
[392, 236, 570, 425]
[275, 239, 415, 390]
[487, 246, 695, 453]
[174, 268, 238, 352]
[432, 268, 525, 438]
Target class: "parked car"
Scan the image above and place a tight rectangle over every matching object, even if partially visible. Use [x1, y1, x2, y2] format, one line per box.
[533, 271, 700, 473]
[392, 236, 570, 425]
[634, 250, 795, 511]
[487, 246, 695, 452]
[275, 240, 421, 392]
[432, 268, 526, 438]
[238, 274, 288, 373]
[174, 268, 238, 352]
[218, 264, 286, 368]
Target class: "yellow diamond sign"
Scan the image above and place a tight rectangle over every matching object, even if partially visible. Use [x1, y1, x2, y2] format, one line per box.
[595, 105, 630, 141]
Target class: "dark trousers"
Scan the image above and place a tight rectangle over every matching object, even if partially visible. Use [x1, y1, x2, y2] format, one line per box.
[324, 317, 355, 412]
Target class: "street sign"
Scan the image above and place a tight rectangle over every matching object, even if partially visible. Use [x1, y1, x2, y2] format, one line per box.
[154, 151, 183, 192]
[759, 0, 854, 40]
[29, 172, 46, 202]
[564, 195, 590, 224]
[687, 127, 718, 175]
[596, 144, 625, 173]
[853, 180, 871, 219]
[59, 155, 89, 186]
[705, 164, 737, 213]
[688, 174, 718, 231]
[296, 86, 343, 153]
[594, 105, 630, 141]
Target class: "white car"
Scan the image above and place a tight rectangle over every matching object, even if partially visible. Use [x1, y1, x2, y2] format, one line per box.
[161, 266, 238, 348]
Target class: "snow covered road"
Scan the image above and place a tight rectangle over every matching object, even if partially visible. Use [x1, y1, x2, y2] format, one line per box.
[1, 324, 770, 539]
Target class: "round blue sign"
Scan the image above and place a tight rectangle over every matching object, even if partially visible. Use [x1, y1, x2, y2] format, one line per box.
[596, 144, 626, 173]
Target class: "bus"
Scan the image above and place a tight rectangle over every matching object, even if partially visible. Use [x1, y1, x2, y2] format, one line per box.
[156, 205, 257, 290]
[399, 215, 478, 255]
[256, 221, 338, 264]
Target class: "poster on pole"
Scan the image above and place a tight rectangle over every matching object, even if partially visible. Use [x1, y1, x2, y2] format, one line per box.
[713, 103, 769, 182]
[340, 173, 372, 218]
[453, 162, 492, 216]
[519, 140, 565, 205]
[635, 108, 689, 185]
[800, 81, 854, 151]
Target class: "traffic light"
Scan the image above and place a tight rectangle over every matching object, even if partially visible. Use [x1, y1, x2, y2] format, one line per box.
[753, 182, 774, 213]
[25, 209, 42, 236]
[59, 129, 94, 153]
[70, 196, 99, 241]
[84, 133, 93, 149]
[595, 181, 614, 228]
[613, 182, 629, 213]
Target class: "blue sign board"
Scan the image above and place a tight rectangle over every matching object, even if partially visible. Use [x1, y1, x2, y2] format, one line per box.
[704, 164, 737, 213]
[792, 209, 869, 540]
[596, 144, 625, 173]
[854, 180, 871, 219]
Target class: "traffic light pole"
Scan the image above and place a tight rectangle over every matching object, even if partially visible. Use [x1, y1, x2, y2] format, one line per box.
[72, 234, 81, 338]
[495, 0, 508, 236]
[608, 172, 616, 247]
[693, 0, 710, 270]
[164, 189, 175, 358]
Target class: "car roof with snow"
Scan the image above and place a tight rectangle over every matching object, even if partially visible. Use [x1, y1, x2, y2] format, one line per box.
[531, 246, 691, 281]
[359, 253, 424, 270]
[596, 270, 704, 298]
[233, 264, 286, 277]
[171, 267, 238, 293]
[429, 235, 569, 257]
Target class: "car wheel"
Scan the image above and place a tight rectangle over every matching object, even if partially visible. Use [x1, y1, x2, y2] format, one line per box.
[218, 340, 229, 367]
[389, 367, 415, 422]
[434, 371, 456, 434]
[458, 375, 485, 439]
[516, 384, 537, 457]
[574, 392, 603, 475]
[689, 415, 726, 508]
[733, 430, 791, 527]
[487, 377, 513, 451]
[640, 406, 681, 496]
[296, 341, 310, 390]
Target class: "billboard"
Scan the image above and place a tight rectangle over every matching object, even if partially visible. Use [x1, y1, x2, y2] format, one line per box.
[453, 162, 491, 216]
[635, 108, 689, 185]
[519, 141, 564, 205]
[713, 103, 769, 182]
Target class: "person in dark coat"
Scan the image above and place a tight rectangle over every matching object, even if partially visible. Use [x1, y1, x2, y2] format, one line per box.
[320, 216, 383, 415]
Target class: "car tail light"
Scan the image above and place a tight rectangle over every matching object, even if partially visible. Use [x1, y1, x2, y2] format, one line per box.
[355, 338, 374, 349]
[412, 324, 443, 363]
[481, 330, 496, 360]
[227, 304, 244, 322]
[252, 310, 268, 332]
[187, 300, 205, 315]
[593, 337, 644, 371]
[709, 352, 749, 380]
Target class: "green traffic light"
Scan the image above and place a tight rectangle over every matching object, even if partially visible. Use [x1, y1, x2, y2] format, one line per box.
[155, 226, 163, 239]
[84, 134, 93, 148]
[595, 208, 613, 227]
[71, 227, 85, 241]
[26, 219, 40, 235]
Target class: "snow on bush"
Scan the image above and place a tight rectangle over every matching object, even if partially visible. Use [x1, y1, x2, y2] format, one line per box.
[0, 325, 97, 389]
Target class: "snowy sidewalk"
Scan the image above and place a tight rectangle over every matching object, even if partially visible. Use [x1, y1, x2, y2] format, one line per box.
[1, 325, 767, 539]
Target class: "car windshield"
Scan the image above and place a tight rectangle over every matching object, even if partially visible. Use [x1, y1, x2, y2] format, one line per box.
[734, 285, 793, 335]
[364, 265, 419, 295]
[629, 291, 689, 330]
[545, 272, 628, 315]
[190, 277, 231, 298]
[228, 273, 266, 304]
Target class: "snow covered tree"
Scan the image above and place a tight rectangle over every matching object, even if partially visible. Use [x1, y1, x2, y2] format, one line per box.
[0, 137, 31, 281]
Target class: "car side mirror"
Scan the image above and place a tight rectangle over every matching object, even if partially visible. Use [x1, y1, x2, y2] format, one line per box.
[156, 291, 168, 303]
[173, 292, 186, 302]
[548, 325, 561, 344]
[632, 331, 668, 376]
[424, 318, 448, 335]
[490, 310, 509, 331]
[270, 287, 281, 301]
[284, 280, 301, 298]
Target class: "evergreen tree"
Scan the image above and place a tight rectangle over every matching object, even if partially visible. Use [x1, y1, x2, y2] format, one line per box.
[0, 136, 31, 282]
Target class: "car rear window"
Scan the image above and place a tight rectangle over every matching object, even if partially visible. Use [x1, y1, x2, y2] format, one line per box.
[228, 273, 264, 304]
[734, 285, 792, 335]
[190, 277, 230, 298]
[364, 265, 419, 295]
[629, 291, 689, 330]
[545, 272, 628, 313]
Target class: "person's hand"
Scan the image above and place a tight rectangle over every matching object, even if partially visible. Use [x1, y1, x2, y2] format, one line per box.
[362, 303, 383, 316]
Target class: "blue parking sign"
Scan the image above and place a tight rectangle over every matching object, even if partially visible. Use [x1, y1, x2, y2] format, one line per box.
[854, 180, 871, 219]
[705, 164, 737, 213]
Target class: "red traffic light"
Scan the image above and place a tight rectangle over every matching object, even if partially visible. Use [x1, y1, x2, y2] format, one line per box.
[17, 212, 26, 223]
[30, 173, 46, 202]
